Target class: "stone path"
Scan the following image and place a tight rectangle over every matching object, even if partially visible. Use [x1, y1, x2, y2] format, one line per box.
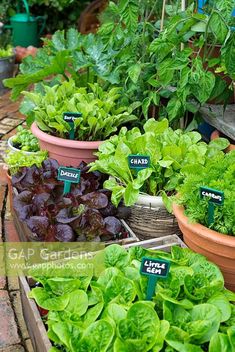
[0, 92, 33, 351]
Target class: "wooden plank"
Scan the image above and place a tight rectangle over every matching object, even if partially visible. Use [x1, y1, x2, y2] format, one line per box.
[19, 276, 52, 352]
[199, 104, 235, 141]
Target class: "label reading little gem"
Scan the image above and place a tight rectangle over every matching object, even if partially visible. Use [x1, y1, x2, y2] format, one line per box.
[128, 155, 150, 169]
[200, 187, 224, 205]
[140, 257, 170, 301]
[141, 257, 170, 278]
[58, 167, 81, 183]
[63, 112, 82, 123]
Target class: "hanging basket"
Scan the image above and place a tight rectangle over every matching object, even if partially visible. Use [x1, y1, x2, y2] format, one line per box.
[126, 194, 181, 240]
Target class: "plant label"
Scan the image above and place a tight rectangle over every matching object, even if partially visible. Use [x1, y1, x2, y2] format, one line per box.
[141, 257, 170, 278]
[58, 167, 81, 195]
[58, 167, 81, 183]
[200, 186, 224, 205]
[63, 112, 82, 140]
[200, 186, 224, 225]
[140, 257, 170, 300]
[63, 112, 82, 123]
[128, 155, 150, 169]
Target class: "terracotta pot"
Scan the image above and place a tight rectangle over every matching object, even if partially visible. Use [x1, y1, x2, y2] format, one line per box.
[31, 122, 102, 166]
[173, 203, 235, 291]
[211, 130, 235, 153]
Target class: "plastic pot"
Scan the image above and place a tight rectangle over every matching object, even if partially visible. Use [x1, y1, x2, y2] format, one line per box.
[31, 122, 102, 166]
[173, 202, 235, 291]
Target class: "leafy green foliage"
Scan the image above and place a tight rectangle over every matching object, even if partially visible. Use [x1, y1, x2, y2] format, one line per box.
[4, 150, 48, 174]
[0, 45, 13, 58]
[23, 79, 138, 141]
[176, 151, 235, 235]
[89, 119, 229, 207]
[11, 125, 40, 152]
[29, 244, 235, 352]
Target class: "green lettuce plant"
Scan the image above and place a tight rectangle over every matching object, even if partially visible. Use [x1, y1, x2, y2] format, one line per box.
[22, 79, 139, 141]
[4, 150, 48, 175]
[89, 118, 229, 208]
[29, 244, 235, 352]
[176, 150, 235, 235]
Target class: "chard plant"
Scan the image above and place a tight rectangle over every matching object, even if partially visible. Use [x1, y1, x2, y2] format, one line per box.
[89, 119, 229, 208]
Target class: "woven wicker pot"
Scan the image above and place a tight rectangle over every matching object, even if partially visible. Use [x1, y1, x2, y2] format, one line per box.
[126, 194, 180, 240]
[173, 203, 235, 292]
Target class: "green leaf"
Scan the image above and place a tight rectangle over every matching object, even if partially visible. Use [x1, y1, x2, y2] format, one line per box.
[29, 287, 69, 311]
[74, 320, 114, 352]
[209, 332, 231, 352]
[224, 33, 235, 77]
[208, 293, 231, 322]
[128, 64, 141, 84]
[104, 245, 130, 270]
[65, 290, 88, 317]
[209, 11, 229, 44]
[123, 183, 139, 206]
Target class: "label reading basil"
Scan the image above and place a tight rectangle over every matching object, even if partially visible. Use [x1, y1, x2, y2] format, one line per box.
[128, 155, 150, 169]
[140, 257, 170, 278]
[58, 167, 81, 183]
[200, 186, 224, 205]
[63, 112, 82, 123]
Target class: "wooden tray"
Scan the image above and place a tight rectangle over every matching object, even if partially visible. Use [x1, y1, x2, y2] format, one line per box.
[12, 209, 138, 245]
[19, 235, 186, 352]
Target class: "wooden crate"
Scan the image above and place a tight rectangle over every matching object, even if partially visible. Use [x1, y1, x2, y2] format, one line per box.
[19, 235, 186, 352]
[19, 276, 52, 352]
[13, 209, 138, 245]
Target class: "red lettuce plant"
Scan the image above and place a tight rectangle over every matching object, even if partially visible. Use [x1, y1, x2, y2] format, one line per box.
[12, 159, 130, 242]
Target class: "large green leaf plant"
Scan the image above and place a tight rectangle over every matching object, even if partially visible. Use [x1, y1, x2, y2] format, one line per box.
[23, 79, 139, 141]
[89, 119, 229, 208]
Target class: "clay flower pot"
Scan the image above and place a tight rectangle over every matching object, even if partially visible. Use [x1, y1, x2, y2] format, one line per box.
[31, 122, 102, 167]
[211, 130, 235, 153]
[173, 203, 235, 291]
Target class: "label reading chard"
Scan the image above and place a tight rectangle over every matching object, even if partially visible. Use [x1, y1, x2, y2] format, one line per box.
[128, 155, 150, 169]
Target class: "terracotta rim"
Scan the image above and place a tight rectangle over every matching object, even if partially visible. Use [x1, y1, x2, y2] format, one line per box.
[31, 122, 103, 149]
[173, 203, 234, 247]
[210, 129, 235, 152]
